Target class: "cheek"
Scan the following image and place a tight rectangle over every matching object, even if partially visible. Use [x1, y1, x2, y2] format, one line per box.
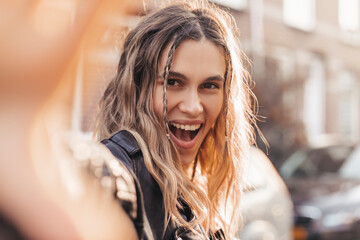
[214, 101, 224, 122]
[206, 94, 224, 125]
[214, 94, 224, 118]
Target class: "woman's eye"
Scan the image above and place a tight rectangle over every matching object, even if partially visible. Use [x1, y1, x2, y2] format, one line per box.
[203, 82, 220, 89]
[167, 79, 180, 86]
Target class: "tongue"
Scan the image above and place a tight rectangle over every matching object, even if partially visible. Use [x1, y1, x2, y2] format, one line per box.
[175, 128, 192, 142]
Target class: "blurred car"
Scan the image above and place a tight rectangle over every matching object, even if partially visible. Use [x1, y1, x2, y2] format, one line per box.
[239, 147, 294, 240]
[279, 144, 360, 240]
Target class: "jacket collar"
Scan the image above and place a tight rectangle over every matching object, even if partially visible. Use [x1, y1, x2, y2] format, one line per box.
[109, 130, 141, 156]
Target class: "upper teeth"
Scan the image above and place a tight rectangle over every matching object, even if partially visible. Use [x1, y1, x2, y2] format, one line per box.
[170, 123, 201, 131]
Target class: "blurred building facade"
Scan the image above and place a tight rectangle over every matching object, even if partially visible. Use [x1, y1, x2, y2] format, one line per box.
[70, 0, 360, 166]
[213, 0, 360, 166]
[69, 0, 144, 134]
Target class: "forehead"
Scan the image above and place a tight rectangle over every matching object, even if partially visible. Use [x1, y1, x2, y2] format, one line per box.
[158, 39, 226, 78]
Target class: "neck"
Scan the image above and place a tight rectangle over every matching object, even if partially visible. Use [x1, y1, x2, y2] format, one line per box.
[182, 155, 199, 180]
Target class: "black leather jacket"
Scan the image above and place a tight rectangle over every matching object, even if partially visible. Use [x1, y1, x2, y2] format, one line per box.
[102, 130, 225, 240]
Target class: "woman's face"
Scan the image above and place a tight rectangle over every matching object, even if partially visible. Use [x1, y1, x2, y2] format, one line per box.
[154, 39, 225, 167]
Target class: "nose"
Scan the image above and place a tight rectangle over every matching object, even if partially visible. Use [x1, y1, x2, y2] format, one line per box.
[178, 89, 203, 117]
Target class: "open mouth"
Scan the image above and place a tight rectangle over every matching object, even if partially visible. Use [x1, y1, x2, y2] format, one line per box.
[168, 122, 202, 142]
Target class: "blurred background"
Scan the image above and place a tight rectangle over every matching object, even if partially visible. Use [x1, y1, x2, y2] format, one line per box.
[219, 0, 360, 168]
[1, 0, 360, 239]
[66, 0, 360, 167]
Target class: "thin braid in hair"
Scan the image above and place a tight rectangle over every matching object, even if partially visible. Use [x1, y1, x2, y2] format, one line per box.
[191, 154, 198, 181]
[223, 47, 233, 156]
[161, 21, 200, 138]
[161, 36, 183, 139]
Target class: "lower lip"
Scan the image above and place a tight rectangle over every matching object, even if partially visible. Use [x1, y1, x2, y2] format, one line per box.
[169, 128, 201, 150]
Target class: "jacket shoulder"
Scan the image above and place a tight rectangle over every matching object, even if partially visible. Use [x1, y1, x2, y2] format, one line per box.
[101, 130, 141, 172]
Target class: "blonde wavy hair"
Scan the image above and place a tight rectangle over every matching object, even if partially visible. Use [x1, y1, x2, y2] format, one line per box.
[96, 1, 258, 238]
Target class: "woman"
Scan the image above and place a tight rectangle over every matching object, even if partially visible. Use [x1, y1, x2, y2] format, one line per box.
[96, 1, 258, 239]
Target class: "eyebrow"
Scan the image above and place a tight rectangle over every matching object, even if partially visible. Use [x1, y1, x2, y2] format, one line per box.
[168, 71, 225, 82]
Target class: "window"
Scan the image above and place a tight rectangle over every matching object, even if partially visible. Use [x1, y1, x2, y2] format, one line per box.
[303, 57, 325, 142]
[283, 0, 316, 31]
[338, 0, 360, 43]
[338, 0, 359, 32]
[338, 71, 359, 137]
